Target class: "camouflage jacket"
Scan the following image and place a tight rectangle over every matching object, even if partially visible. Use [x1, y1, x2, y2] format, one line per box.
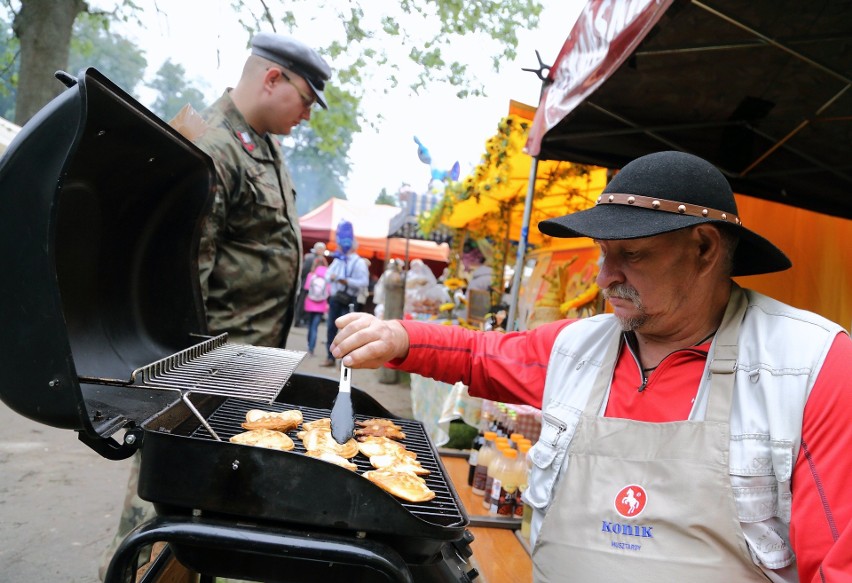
[193, 91, 302, 347]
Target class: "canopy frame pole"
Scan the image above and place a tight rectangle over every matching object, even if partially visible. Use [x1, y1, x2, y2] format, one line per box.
[506, 155, 540, 331]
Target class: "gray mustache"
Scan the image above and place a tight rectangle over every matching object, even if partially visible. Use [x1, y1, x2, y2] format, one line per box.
[603, 284, 641, 303]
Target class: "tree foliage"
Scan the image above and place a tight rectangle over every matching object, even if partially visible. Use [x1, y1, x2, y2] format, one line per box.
[148, 59, 208, 121]
[0, 7, 147, 121]
[375, 187, 397, 206]
[68, 11, 147, 95]
[284, 85, 356, 215]
[0, 0, 544, 207]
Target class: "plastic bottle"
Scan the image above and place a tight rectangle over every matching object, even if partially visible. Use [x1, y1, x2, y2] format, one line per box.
[486, 446, 510, 514]
[471, 432, 497, 495]
[483, 438, 510, 509]
[509, 432, 525, 449]
[492, 448, 522, 516]
[517, 438, 533, 452]
[467, 414, 491, 486]
[518, 441, 534, 538]
[507, 410, 518, 436]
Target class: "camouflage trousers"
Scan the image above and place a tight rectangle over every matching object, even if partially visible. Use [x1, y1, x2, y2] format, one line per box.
[98, 451, 157, 581]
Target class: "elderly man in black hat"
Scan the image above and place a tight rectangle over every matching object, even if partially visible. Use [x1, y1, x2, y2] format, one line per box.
[195, 32, 331, 349]
[327, 152, 852, 582]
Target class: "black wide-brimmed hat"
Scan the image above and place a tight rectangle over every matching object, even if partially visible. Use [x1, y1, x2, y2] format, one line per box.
[538, 151, 791, 276]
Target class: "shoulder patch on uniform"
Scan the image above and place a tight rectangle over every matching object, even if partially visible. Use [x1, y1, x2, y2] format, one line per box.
[235, 130, 255, 153]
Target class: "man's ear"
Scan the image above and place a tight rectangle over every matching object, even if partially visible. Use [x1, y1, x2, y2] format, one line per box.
[262, 67, 280, 93]
[693, 224, 724, 272]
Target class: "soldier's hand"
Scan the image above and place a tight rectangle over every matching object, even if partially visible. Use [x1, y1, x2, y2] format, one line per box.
[330, 313, 410, 369]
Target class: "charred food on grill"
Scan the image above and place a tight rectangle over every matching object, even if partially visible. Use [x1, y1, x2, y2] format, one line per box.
[355, 418, 406, 440]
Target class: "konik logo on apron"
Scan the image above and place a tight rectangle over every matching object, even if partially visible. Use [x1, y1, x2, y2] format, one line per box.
[614, 484, 647, 518]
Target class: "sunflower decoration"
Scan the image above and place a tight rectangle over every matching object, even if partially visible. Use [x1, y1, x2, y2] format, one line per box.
[443, 277, 467, 291]
[560, 283, 601, 316]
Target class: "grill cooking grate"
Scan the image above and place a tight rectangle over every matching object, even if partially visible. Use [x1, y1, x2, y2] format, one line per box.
[129, 335, 304, 403]
[189, 397, 467, 528]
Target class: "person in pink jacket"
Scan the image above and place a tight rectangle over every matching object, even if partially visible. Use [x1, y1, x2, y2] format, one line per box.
[303, 256, 329, 355]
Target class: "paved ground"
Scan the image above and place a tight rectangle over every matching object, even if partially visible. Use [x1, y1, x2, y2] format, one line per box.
[0, 324, 411, 582]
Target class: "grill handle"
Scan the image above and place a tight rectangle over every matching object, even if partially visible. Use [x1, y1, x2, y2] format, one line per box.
[105, 514, 414, 583]
[77, 428, 142, 461]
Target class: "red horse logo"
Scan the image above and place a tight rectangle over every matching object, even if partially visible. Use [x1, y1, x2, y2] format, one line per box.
[614, 484, 648, 518]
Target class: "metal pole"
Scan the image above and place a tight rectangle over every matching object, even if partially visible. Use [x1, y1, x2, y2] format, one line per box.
[506, 156, 540, 331]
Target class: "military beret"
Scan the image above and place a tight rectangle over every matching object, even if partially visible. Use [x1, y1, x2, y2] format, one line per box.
[251, 32, 332, 109]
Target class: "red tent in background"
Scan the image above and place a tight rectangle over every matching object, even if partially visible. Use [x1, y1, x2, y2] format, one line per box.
[299, 197, 450, 264]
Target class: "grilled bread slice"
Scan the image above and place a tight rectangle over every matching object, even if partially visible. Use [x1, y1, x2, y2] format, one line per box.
[368, 451, 430, 476]
[363, 470, 435, 503]
[302, 417, 331, 431]
[296, 427, 359, 459]
[357, 436, 416, 459]
[306, 450, 358, 471]
[357, 418, 403, 430]
[229, 428, 295, 451]
[241, 409, 303, 432]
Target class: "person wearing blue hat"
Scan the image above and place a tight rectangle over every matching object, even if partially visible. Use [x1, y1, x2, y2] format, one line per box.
[194, 32, 331, 349]
[321, 219, 369, 367]
[327, 151, 852, 581]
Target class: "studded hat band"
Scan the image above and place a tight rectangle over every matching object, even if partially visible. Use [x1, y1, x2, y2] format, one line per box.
[596, 192, 742, 226]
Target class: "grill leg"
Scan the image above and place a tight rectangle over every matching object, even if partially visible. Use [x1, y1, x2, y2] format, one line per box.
[104, 514, 415, 583]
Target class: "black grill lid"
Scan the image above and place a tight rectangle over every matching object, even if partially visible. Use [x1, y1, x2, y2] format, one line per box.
[0, 68, 214, 434]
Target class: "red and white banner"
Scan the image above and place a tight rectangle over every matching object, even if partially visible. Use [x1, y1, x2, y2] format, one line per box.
[525, 0, 673, 157]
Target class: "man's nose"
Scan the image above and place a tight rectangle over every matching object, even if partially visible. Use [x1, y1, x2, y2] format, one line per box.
[596, 255, 623, 290]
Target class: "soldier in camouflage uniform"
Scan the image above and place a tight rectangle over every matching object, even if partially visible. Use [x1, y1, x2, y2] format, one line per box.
[99, 33, 331, 579]
[195, 32, 332, 348]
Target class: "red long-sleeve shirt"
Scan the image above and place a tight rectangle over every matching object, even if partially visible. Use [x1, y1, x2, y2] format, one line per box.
[390, 319, 852, 582]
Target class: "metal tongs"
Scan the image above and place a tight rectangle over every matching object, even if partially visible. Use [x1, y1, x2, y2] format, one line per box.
[330, 304, 356, 444]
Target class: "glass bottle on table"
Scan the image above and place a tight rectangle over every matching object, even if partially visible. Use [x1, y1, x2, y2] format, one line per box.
[467, 413, 491, 486]
[471, 431, 497, 495]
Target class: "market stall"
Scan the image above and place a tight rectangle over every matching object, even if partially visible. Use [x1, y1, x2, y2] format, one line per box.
[419, 100, 608, 329]
[525, 0, 852, 327]
[299, 197, 450, 264]
[407, 101, 608, 457]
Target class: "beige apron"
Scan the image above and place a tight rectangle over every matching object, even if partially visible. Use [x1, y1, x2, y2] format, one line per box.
[533, 290, 770, 581]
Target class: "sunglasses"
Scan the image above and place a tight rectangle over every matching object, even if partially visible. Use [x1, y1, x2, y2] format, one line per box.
[278, 70, 316, 109]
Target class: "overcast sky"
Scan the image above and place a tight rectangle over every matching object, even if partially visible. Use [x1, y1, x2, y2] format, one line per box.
[111, 1, 584, 206]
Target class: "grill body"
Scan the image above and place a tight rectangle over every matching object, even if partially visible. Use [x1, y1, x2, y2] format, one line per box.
[0, 69, 476, 583]
[127, 374, 474, 582]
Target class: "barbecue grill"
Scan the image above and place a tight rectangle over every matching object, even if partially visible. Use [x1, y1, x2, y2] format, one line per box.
[0, 68, 476, 583]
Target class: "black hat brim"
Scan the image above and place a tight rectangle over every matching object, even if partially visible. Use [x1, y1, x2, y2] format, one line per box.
[538, 204, 791, 277]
